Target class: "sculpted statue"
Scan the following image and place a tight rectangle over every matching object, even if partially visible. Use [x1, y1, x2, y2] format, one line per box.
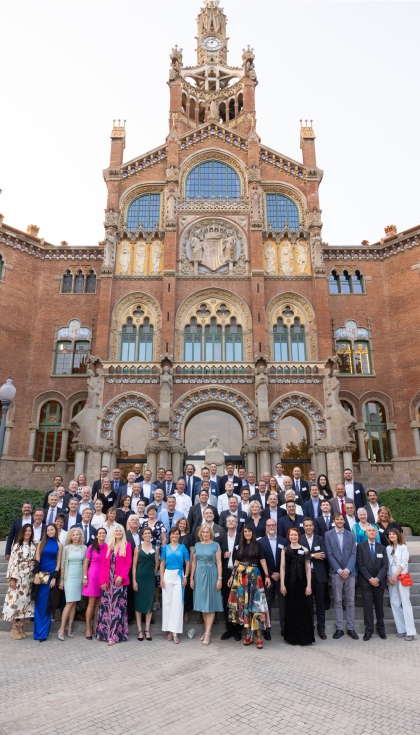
[255, 365, 269, 423]
[86, 369, 103, 409]
[103, 231, 116, 268]
[251, 185, 261, 220]
[119, 242, 131, 275]
[324, 362, 357, 442]
[209, 98, 219, 119]
[151, 241, 161, 274]
[265, 241, 276, 274]
[135, 242, 146, 275]
[166, 191, 176, 221]
[223, 233, 236, 262]
[204, 435, 225, 473]
[159, 366, 172, 423]
[191, 232, 204, 263]
[311, 234, 325, 270]
[280, 240, 293, 275]
[297, 239, 308, 274]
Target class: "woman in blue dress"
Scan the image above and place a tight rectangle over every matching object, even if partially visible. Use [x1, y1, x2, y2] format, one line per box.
[160, 527, 190, 644]
[190, 524, 223, 646]
[33, 524, 62, 642]
[352, 508, 379, 574]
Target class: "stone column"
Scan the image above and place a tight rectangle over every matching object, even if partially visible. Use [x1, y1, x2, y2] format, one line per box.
[101, 450, 111, 469]
[389, 429, 398, 458]
[326, 448, 342, 489]
[247, 451, 257, 476]
[74, 447, 86, 478]
[147, 447, 157, 480]
[411, 426, 420, 456]
[356, 427, 367, 461]
[342, 448, 353, 474]
[58, 429, 69, 461]
[28, 428, 37, 458]
[3, 426, 12, 456]
[271, 450, 281, 474]
[159, 446, 171, 472]
[316, 450, 327, 476]
[85, 447, 102, 486]
[258, 445, 271, 476]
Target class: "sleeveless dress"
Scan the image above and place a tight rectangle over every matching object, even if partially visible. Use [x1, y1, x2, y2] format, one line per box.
[284, 547, 315, 646]
[2, 542, 36, 621]
[33, 538, 59, 641]
[63, 545, 87, 602]
[228, 548, 270, 632]
[134, 547, 156, 614]
[193, 541, 223, 613]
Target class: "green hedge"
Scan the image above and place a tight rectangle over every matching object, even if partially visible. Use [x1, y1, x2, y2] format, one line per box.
[378, 488, 420, 535]
[0, 488, 45, 540]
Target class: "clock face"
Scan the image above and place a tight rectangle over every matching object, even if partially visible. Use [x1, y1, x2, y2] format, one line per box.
[202, 36, 222, 51]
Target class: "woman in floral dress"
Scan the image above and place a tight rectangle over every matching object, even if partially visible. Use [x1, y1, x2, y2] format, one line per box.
[97, 526, 132, 646]
[2, 524, 36, 639]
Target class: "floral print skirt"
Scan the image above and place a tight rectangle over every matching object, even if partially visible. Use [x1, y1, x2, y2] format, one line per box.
[96, 553, 128, 643]
[228, 564, 270, 632]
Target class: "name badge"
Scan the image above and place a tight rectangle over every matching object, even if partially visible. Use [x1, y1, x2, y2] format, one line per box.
[298, 549, 304, 555]
[299, 523, 303, 527]
[235, 545, 239, 550]
[215, 533, 220, 537]
[379, 528, 384, 533]
[331, 523, 335, 527]
[377, 553, 383, 558]
[314, 546, 320, 551]
[240, 518, 245, 522]
[278, 544, 284, 549]
[355, 490, 360, 494]
[256, 537, 262, 541]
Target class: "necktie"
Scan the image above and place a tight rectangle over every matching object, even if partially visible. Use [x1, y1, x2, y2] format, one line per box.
[47, 508, 54, 524]
[296, 480, 299, 493]
[340, 498, 346, 515]
[167, 483, 170, 495]
[324, 516, 329, 530]
[370, 543, 375, 561]
[188, 477, 192, 496]
[84, 525, 88, 544]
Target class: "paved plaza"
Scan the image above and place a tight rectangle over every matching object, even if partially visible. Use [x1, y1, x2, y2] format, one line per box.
[0, 622, 419, 735]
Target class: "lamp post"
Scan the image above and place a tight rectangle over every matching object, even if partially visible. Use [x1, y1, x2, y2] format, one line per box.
[0, 377, 16, 461]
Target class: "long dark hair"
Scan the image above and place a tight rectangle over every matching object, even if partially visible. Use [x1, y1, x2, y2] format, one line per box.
[90, 528, 107, 554]
[16, 523, 34, 546]
[37, 523, 58, 557]
[237, 524, 259, 560]
[317, 474, 333, 499]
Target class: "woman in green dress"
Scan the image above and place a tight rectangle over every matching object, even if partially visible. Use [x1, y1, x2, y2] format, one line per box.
[190, 524, 223, 646]
[132, 526, 159, 641]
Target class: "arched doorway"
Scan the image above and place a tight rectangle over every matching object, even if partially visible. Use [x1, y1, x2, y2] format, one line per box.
[185, 409, 243, 474]
[116, 412, 148, 477]
[280, 412, 311, 477]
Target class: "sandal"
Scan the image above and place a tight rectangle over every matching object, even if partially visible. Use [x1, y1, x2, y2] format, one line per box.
[137, 631, 144, 641]
[145, 630, 152, 641]
[67, 630, 74, 638]
[167, 633, 173, 641]
[107, 640, 116, 646]
[173, 635, 180, 644]
[202, 634, 211, 646]
[256, 638, 263, 649]
[243, 635, 253, 646]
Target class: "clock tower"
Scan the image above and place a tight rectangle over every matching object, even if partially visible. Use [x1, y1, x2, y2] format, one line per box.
[196, 0, 228, 65]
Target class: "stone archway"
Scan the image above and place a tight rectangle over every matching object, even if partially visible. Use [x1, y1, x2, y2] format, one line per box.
[102, 392, 160, 445]
[269, 393, 326, 444]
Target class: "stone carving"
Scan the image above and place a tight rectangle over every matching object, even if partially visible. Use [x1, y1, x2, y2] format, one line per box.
[265, 241, 276, 274]
[119, 242, 131, 275]
[307, 208, 323, 230]
[204, 435, 225, 473]
[159, 366, 173, 423]
[242, 46, 257, 81]
[255, 365, 269, 423]
[324, 360, 357, 444]
[297, 238, 308, 274]
[166, 165, 180, 183]
[103, 230, 116, 269]
[71, 359, 109, 449]
[248, 165, 261, 183]
[251, 185, 262, 221]
[169, 45, 183, 81]
[311, 233, 325, 271]
[181, 219, 245, 274]
[166, 189, 177, 222]
[280, 240, 293, 275]
[135, 242, 146, 275]
[151, 241, 161, 275]
[104, 212, 119, 229]
[191, 232, 204, 264]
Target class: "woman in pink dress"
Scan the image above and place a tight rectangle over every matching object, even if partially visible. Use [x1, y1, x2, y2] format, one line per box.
[83, 528, 107, 639]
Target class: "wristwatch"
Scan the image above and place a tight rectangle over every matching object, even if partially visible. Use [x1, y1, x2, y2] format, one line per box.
[83, 575, 88, 579]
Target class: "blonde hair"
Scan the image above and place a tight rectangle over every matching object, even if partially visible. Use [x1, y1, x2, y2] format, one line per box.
[66, 527, 84, 546]
[250, 500, 261, 514]
[106, 525, 127, 557]
[198, 523, 215, 541]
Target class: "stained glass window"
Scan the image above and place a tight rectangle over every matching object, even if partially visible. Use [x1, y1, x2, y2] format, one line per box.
[186, 161, 240, 199]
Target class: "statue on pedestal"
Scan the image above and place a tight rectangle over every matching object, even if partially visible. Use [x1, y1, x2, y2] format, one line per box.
[204, 435, 225, 474]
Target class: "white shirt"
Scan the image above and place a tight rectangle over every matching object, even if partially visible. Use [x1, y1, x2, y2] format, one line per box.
[33, 525, 43, 543]
[241, 502, 250, 515]
[131, 532, 140, 547]
[58, 529, 67, 545]
[369, 503, 380, 522]
[142, 483, 151, 495]
[217, 492, 240, 514]
[258, 493, 268, 510]
[21, 516, 33, 526]
[45, 507, 58, 524]
[174, 492, 192, 517]
[274, 474, 285, 490]
[67, 514, 78, 530]
[104, 521, 123, 543]
[270, 508, 278, 520]
[268, 535, 277, 561]
[227, 532, 236, 568]
[91, 514, 106, 530]
[131, 495, 143, 513]
[346, 515, 357, 531]
[247, 484, 257, 494]
[344, 481, 355, 500]
[79, 501, 92, 513]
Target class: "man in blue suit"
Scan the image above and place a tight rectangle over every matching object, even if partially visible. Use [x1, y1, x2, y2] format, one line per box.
[302, 484, 324, 520]
[343, 468, 367, 511]
[258, 519, 289, 639]
[75, 508, 98, 546]
[158, 495, 184, 534]
[325, 513, 358, 640]
[181, 463, 201, 498]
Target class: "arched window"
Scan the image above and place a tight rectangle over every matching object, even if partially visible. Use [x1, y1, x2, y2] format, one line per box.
[86, 270, 96, 293]
[272, 309, 306, 361]
[0, 254, 5, 281]
[62, 270, 73, 293]
[138, 318, 154, 361]
[335, 320, 372, 375]
[329, 271, 340, 294]
[266, 194, 299, 230]
[329, 269, 365, 294]
[127, 194, 160, 230]
[365, 401, 391, 462]
[74, 270, 85, 293]
[340, 271, 352, 294]
[205, 318, 222, 361]
[120, 312, 154, 362]
[184, 317, 202, 361]
[185, 161, 241, 200]
[35, 401, 62, 462]
[225, 317, 243, 361]
[352, 270, 364, 294]
[54, 320, 91, 375]
[183, 309, 244, 362]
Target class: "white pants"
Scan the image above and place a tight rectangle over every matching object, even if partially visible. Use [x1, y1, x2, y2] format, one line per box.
[162, 569, 184, 634]
[388, 581, 417, 636]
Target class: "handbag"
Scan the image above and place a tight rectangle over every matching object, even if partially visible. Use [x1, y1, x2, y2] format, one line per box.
[38, 571, 50, 585]
[397, 573, 413, 587]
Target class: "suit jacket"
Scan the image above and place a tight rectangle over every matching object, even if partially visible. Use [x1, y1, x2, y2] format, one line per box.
[258, 534, 289, 577]
[157, 509, 184, 534]
[218, 509, 247, 531]
[261, 506, 287, 534]
[344, 481, 367, 510]
[194, 491, 218, 510]
[250, 491, 270, 510]
[134, 473, 144, 483]
[109, 479, 124, 495]
[92, 478, 105, 496]
[74, 523, 98, 546]
[325, 528, 357, 576]
[292, 479, 310, 503]
[62, 492, 80, 512]
[314, 514, 335, 538]
[278, 513, 305, 538]
[63, 513, 83, 531]
[329, 496, 351, 516]
[139, 482, 157, 503]
[219, 531, 241, 573]
[99, 543, 132, 586]
[194, 522, 225, 545]
[302, 497, 323, 520]
[218, 475, 242, 496]
[43, 489, 61, 509]
[188, 504, 219, 536]
[193, 480, 219, 503]
[6, 516, 34, 555]
[357, 540, 388, 588]
[299, 534, 328, 583]
[181, 474, 201, 498]
[364, 503, 382, 525]
[156, 480, 176, 499]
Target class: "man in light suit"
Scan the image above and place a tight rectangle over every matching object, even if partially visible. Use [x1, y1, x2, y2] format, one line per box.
[75, 508, 98, 546]
[300, 518, 329, 639]
[343, 468, 366, 510]
[158, 495, 184, 534]
[302, 484, 324, 520]
[5, 501, 34, 559]
[291, 467, 310, 504]
[325, 513, 358, 640]
[329, 484, 351, 517]
[182, 463, 201, 498]
[217, 481, 240, 514]
[364, 489, 382, 524]
[258, 519, 289, 639]
[219, 496, 247, 530]
[356, 525, 388, 640]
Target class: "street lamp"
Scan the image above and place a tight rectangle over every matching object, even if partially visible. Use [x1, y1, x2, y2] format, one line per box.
[0, 377, 16, 461]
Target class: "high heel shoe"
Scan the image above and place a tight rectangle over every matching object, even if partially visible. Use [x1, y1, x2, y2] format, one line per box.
[57, 631, 65, 641]
[137, 631, 144, 641]
[145, 630, 152, 641]
[67, 630, 74, 638]
[202, 634, 212, 646]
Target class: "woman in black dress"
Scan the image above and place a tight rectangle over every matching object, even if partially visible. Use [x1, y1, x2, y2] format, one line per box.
[116, 495, 132, 529]
[175, 517, 194, 623]
[280, 527, 314, 646]
[317, 474, 334, 500]
[248, 501, 266, 538]
[94, 477, 117, 511]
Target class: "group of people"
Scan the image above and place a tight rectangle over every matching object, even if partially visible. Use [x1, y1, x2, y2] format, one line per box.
[3, 461, 417, 647]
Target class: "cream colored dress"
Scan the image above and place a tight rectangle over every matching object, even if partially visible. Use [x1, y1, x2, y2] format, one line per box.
[2, 542, 36, 620]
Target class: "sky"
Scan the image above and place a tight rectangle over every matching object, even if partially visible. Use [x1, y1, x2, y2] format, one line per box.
[1, 1, 419, 247]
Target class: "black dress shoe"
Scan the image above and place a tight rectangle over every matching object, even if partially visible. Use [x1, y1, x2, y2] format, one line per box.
[333, 629, 344, 639]
[347, 630, 359, 640]
[264, 630, 271, 641]
[318, 629, 327, 640]
[363, 633, 371, 641]
[234, 632, 242, 642]
[324, 603, 330, 611]
[378, 633, 387, 640]
[221, 630, 234, 640]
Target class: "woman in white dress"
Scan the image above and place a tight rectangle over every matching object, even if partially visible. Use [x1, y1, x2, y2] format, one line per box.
[91, 499, 107, 530]
[2, 524, 36, 639]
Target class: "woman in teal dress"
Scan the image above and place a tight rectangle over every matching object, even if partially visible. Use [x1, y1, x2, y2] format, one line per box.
[57, 527, 87, 640]
[33, 524, 63, 641]
[352, 507, 379, 574]
[132, 526, 159, 641]
[190, 524, 223, 646]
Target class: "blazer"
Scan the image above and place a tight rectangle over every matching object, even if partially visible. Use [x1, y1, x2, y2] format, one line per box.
[278, 513, 305, 538]
[181, 474, 201, 498]
[194, 491, 218, 510]
[99, 542, 133, 586]
[357, 540, 388, 588]
[74, 523, 98, 546]
[139, 482, 157, 502]
[292, 479, 310, 503]
[92, 478, 105, 496]
[386, 543, 410, 574]
[344, 481, 367, 510]
[156, 480, 177, 498]
[261, 507, 287, 532]
[302, 497, 323, 520]
[219, 531, 241, 572]
[115, 484, 135, 509]
[325, 528, 357, 576]
[314, 514, 335, 538]
[248, 516, 267, 539]
[364, 503, 382, 525]
[250, 491, 270, 510]
[42, 489, 61, 509]
[109, 479, 124, 494]
[194, 522, 225, 545]
[63, 513, 83, 531]
[157, 509, 184, 534]
[188, 503, 220, 535]
[258, 534, 289, 577]
[218, 509, 247, 531]
[329, 496, 351, 516]
[299, 534, 329, 583]
[218, 474, 243, 496]
[6, 516, 34, 556]
[193, 480, 219, 503]
[125, 530, 140, 556]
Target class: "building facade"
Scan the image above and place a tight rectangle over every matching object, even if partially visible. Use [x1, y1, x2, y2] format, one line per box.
[1, 0, 420, 490]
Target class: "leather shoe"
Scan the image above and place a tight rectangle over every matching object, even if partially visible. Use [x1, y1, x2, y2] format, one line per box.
[347, 630, 359, 640]
[234, 632, 242, 642]
[324, 602, 330, 611]
[333, 629, 344, 639]
[264, 630, 271, 641]
[363, 633, 371, 641]
[318, 629, 327, 640]
[221, 630, 234, 640]
[379, 633, 387, 639]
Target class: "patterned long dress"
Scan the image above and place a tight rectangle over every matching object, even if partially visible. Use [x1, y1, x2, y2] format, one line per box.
[2, 542, 36, 621]
[96, 552, 129, 643]
[228, 553, 270, 632]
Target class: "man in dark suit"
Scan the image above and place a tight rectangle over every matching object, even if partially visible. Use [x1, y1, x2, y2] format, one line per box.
[329, 484, 351, 517]
[75, 508, 98, 546]
[258, 518, 289, 639]
[302, 484, 324, 520]
[250, 480, 270, 511]
[189, 489, 213, 538]
[91, 466, 110, 498]
[220, 515, 242, 641]
[300, 518, 329, 639]
[325, 513, 358, 640]
[63, 498, 82, 531]
[125, 515, 142, 624]
[314, 500, 336, 538]
[357, 526, 388, 640]
[364, 489, 382, 524]
[278, 500, 304, 538]
[219, 496, 247, 530]
[343, 468, 367, 511]
[157, 469, 176, 498]
[194, 507, 224, 544]
[133, 463, 144, 484]
[5, 501, 34, 559]
[110, 468, 124, 495]
[182, 463, 201, 498]
[291, 467, 310, 503]
[218, 462, 242, 496]
[42, 475, 64, 509]
[261, 492, 287, 531]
